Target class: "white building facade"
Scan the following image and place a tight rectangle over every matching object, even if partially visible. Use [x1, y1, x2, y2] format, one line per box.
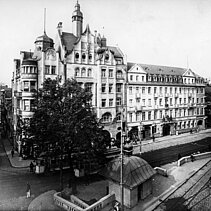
[12, 2, 206, 149]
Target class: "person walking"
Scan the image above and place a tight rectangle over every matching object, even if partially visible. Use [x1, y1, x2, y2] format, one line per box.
[11, 148, 14, 158]
[30, 162, 34, 172]
[26, 182, 31, 198]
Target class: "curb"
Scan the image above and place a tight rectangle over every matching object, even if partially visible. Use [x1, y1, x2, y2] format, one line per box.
[1, 137, 30, 169]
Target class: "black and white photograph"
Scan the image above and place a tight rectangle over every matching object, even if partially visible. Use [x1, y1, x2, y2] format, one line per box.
[0, 0, 211, 210]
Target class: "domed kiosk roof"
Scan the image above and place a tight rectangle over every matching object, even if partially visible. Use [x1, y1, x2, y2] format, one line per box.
[101, 156, 156, 189]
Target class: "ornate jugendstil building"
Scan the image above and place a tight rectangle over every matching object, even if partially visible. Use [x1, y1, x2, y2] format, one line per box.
[12, 1, 206, 149]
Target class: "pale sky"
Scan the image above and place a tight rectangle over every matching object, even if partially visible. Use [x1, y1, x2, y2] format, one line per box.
[0, 0, 211, 86]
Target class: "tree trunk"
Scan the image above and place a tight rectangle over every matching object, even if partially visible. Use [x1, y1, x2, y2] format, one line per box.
[68, 154, 77, 194]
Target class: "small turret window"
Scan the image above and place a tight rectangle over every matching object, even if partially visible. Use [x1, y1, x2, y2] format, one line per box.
[75, 53, 79, 61]
[82, 53, 86, 60]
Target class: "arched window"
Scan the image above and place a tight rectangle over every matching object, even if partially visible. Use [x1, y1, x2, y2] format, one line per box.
[117, 70, 123, 78]
[101, 112, 112, 123]
[75, 67, 80, 77]
[87, 68, 92, 77]
[82, 53, 86, 60]
[81, 68, 86, 77]
[75, 53, 79, 61]
[105, 54, 109, 61]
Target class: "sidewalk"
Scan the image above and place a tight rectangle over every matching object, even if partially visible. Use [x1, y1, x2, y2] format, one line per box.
[27, 158, 211, 211]
[1, 137, 32, 168]
[1, 128, 211, 168]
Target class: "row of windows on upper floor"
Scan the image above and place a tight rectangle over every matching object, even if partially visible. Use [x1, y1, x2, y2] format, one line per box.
[22, 81, 36, 92]
[129, 86, 204, 95]
[74, 68, 124, 78]
[22, 66, 37, 74]
[45, 65, 56, 75]
[101, 69, 123, 78]
[129, 74, 205, 84]
[101, 108, 204, 123]
[129, 97, 204, 107]
[127, 107, 204, 122]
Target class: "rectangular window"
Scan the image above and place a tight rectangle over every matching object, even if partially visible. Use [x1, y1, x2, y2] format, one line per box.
[102, 99, 106, 107]
[165, 87, 167, 93]
[109, 84, 113, 93]
[129, 113, 132, 122]
[129, 99, 133, 105]
[160, 87, 162, 93]
[130, 75, 133, 81]
[154, 87, 157, 94]
[51, 66, 56, 74]
[45, 65, 50, 74]
[142, 112, 145, 121]
[170, 87, 172, 94]
[160, 110, 162, 119]
[148, 87, 151, 94]
[142, 99, 145, 106]
[179, 88, 182, 94]
[136, 112, 141, 121]
[129, 87, 132, 94]
[109, 69, 113, 78]
[85, 83, 92, 93]
[23, 81, 29, 92]
[136, 87, 139, 93]
[116, 84, 122, 93]
[101, 84, 106, 93]
[184, 98, 186, 104]
[201, 98, 203, 103]
[159, 99, 162, 106]
[136, 75, 139, 81]
[154, 110, 157, 119]
[30, 81, 36, 92]
[142, 87, 145, 94]
[148, 99, 151, 106]
[142, 76, 144, 81]
[101, 69, 106, 77]
[175, 87, 177, 93]
[23, 100, 30, 111]
[170, 98, 172, 105]
[154, 98, 157, 105]
[197, 98, 199, 104]
[148, 111, 151, 120]
[179, 98, 182, 104]
[116, 97, 122, 106]
[109, 99, 113, 107]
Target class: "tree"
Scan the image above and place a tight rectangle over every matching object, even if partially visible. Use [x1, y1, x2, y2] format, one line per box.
[29, 78, 106, 192]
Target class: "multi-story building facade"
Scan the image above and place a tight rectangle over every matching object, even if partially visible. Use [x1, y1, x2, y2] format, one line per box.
[127, 63, 206, 140]
[12, 1, 206, 151]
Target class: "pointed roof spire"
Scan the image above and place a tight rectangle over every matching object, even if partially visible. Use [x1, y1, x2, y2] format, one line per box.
[44, 8, 46, 34]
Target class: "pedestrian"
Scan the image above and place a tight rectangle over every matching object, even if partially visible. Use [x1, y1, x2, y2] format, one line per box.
[11, 148, 14, 158]
[190, 154, 194, 162]
[152, 135, 155, 142]
[30, 162, 34, 172]
[26, 182, 31, 198]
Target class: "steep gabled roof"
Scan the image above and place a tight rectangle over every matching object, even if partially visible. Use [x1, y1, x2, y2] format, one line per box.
[127, 62, 187, 76]
[108, 46, 124, 58]
[61, 32, 77, 52]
